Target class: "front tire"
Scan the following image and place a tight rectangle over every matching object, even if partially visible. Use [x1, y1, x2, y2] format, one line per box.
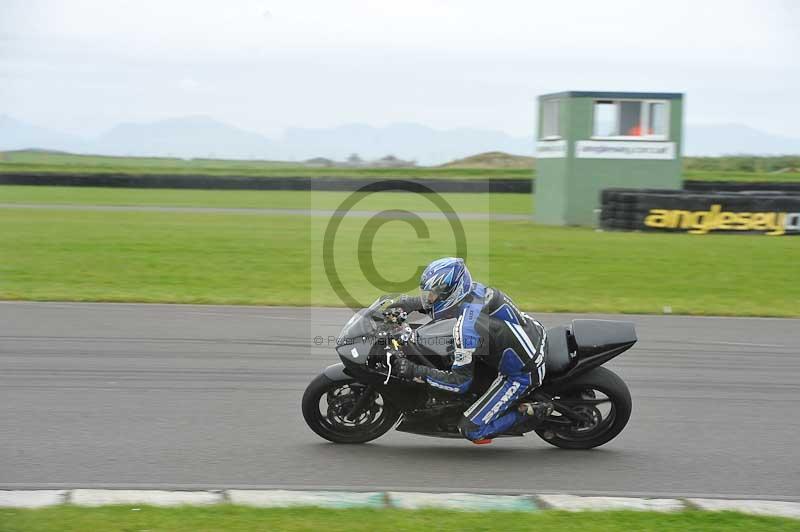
[302, 373, 400, 444]
[535, 367, 632, 449]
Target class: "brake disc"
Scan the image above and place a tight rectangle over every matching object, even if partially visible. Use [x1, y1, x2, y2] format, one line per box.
[570, 405, 602, 432]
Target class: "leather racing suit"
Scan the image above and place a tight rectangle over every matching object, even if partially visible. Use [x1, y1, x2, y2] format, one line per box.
[392, 283, 547, 441]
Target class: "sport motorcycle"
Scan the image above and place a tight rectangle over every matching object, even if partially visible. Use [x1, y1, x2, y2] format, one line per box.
[302, 297, 636, 449]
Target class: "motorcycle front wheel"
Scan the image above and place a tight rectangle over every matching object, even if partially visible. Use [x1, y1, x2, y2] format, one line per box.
[302, 373, 400, 444]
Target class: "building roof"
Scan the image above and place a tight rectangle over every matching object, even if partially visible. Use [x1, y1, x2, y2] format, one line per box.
[539, 91, 683, 100]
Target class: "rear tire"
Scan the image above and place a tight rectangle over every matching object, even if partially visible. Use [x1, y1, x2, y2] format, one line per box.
[535, 367, 631, 449]
[302, 373, 400, 444]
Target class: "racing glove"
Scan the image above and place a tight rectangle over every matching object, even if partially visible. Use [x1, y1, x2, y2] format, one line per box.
[379, 294, 425, 315]
[393, 357, 421, 380]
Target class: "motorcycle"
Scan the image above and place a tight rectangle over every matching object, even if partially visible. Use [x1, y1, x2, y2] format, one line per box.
[302, 296, 636, 449]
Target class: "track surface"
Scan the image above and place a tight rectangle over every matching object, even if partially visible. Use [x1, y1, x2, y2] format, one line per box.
[1, 302, 798, 499]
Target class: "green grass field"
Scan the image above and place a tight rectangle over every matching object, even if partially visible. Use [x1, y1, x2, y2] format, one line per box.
[1, 206, 796, 316]
[1, 506, 795, 532]
[0, 186, 531, 214]
[3, 150, 799, 182]
[0, 151, 532, 180]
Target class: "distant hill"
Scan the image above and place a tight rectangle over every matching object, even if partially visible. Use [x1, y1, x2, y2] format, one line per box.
[94, 116, 277, 160]
[441, 151, 535, 169]
[685, 124, 800, 156]
[0, 115, 86, 153]
[1, 114, 798, 164]
[280, 123, 532, 164]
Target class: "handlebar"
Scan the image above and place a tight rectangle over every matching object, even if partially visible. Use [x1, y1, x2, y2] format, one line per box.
[381, 306, 407, 324]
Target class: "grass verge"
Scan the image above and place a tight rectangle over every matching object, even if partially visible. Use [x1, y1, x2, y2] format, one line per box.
[0, 506, 796, 532]
[3, 151, 799, 182]
[0, 186, 531, 214]
[0, 150, 532, 180]
[1, 208, 797, 316]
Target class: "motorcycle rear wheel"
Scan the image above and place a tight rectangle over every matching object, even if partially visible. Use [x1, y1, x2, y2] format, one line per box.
[302, 373, 400, 444]
[534, 367, 631, 449]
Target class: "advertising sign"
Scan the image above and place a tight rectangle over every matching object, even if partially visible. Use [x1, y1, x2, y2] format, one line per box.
[576, 141, 675, 160]
[601, 189, 800, 236]
[644, 203, 800, 236]
[536, 140, 567, 159]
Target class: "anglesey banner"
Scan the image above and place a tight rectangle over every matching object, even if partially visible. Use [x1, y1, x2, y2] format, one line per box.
[601, 189, 800, 236]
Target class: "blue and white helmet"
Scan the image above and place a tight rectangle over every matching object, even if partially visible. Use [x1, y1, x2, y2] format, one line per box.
[419, 257, 473, 315]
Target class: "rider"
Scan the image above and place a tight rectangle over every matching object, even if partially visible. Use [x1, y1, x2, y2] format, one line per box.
[385, 257, 551, 443]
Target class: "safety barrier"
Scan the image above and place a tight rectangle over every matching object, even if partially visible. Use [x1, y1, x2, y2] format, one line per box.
[600, 188, 800, 236]
[0, 172, 532, 193]
[3, 172, 798, 197]
[684, 180, 800, 194]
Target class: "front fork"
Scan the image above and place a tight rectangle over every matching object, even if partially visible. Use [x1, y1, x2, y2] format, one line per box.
[345, 384, 376, 421]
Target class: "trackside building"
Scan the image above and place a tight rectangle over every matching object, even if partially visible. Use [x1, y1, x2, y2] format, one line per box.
[534, 91, 684, 226]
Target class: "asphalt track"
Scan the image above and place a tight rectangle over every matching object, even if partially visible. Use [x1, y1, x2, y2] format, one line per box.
[1, 302, 798, 500]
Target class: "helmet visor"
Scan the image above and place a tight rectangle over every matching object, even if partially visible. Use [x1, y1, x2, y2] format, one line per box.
[420, 285, 448, 310]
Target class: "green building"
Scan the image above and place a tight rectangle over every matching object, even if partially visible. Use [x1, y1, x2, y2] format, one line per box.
[534, 91, 684, 226]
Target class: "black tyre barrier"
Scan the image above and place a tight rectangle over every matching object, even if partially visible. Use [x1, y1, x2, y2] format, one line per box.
[0, 172, 533, 194]
[684, 180, 800, 194]
[600, 188, 800, 236]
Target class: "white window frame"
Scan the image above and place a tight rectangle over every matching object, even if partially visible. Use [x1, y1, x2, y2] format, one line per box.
[540, 99, 561, 140]
[591, 99, 670, 141]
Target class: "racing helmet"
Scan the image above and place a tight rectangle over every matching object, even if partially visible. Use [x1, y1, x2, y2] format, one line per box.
[419, 257, 473, 313]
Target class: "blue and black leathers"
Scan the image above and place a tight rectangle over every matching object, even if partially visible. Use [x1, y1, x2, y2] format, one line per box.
[392, 283, 547, 441]
[455, 312, 546, 440]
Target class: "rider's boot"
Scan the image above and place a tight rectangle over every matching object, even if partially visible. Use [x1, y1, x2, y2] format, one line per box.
[514, 401, 554, 432]
[518, 401, 554, 419]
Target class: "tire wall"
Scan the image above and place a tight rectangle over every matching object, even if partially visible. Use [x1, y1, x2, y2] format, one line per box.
[600, 188, 800, 236]
[0, 173, 532, 194]
[683, 180, 800, 194]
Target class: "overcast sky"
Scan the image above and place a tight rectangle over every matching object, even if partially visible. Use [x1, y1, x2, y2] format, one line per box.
[1, 0, 798, 139]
